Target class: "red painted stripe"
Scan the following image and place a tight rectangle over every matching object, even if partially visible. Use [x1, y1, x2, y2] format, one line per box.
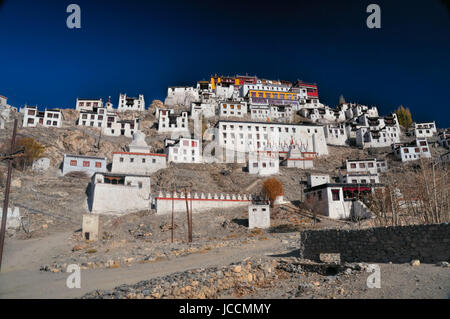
[156, 198, 250, 202]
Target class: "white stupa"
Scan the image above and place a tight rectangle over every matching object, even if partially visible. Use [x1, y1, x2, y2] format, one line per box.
[128, 130, 151, 153]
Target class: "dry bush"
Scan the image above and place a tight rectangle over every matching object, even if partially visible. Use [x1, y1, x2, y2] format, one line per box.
[6, 137, 45, 170]
[262, 178, 283, 207]
[367, 159, 449, 226]
[65, 171, 90, 179]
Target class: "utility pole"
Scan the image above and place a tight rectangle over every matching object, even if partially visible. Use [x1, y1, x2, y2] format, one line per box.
[184, 187, 191, 243]
[189, 185, 193, 243]
[171, 187, 174, 243]
[0, 119, 21, 272]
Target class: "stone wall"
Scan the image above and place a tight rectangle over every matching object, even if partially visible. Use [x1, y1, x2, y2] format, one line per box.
[299, 223, 450, 263]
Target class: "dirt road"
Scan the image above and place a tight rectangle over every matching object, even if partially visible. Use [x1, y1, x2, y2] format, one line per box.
[0, 232, 286, 299]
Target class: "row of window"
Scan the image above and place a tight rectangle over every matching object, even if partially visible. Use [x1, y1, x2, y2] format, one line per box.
[78, 102, 100, 107]
[118, 157, 158, 164]
[70, 160, 102, 168]
[221, 124, 318, 134]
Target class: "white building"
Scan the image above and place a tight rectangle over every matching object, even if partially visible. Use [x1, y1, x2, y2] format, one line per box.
[344, 103, 379, 120]
[90, 173, 151, 215]
[440, 151, 450, 164]
[324, 123, 348, 146]
[157, 109, 189, 133]
[248, 204, 270, 229]
[165, 86, 199, 107]
[117, 93, 145, 112]
[214, 120, 328, 163]
[111, 131, 166, 175]
[190, 101, 216, 119]
[392, 138, 432, 162]
[219, 100, 247, 118]
[248, 151, 279, 176]
[22, 106, 62, 128]
[437, 129, 450, 149]
[306, 173, 331, 188]
[103, 117, 140, 138]
[356, 125, 400, 148]
[165, 137, 202, 163]
[413, 121, 437, 138]
[0, 95, 15, 129]
[62, 154, 107, 176]
[78, 107, 108, 129]
[339, 159, 380, 184]
[240, 82, 290, 98]
[304, 183, 378, 219]
[76, 98, 103, 112]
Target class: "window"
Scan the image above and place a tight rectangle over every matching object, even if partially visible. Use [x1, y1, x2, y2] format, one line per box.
[83, 161, 90, 167]
[130, 158, 134, 163]
[120, 157, 124, 162]
[332, 189, 340, 201]
[152, 158, 156, 163]
[368, 163, 374, 168]
[359, 163, 365, 168]
[350, 163, 356, 169]
[70, 160, 77, 166]
[95, 162, 102, 168]
[142, 158, 146, 163]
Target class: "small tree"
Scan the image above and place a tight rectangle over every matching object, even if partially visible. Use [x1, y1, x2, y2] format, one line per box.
[14, 137, 45, 170]
[395, 105, 413, 129]
[262, 178, 283, 207]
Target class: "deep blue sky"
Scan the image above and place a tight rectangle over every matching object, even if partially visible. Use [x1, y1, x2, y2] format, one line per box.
[0, 0, 449, 127]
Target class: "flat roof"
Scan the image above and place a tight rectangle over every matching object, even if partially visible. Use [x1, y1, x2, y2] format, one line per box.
[113, 151, 166, 157]
[64, 154, 107, 160]
[305, 182, 385, 192]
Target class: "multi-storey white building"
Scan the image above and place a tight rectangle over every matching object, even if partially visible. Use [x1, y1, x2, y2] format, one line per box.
[22, 106, 62, 128]
[324, 123, 348, 146]
[117, 93, 145, 112]
[78, 107, 108, 128]
[339, 159, 380, 184]
[214, 120, 328, 163]
[103, 117, 140, 138]
[240, 82, 291, 98]
[157, 109, 189, 133]
[413, 121, 437, 138]
[219, 100, 247, 118]
[165, 86, 199, 107]
[248, 151, 279, 176]
[76, 98, 103, 112]
[249, 105, 293, 122]
[356, 126, 401, 148]
[437, 129, 450, 149]
[344, 103, 379, 120]
[392, 138, 432, 162]
[165, 137, 202, 163]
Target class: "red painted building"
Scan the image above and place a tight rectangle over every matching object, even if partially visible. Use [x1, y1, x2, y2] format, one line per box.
[294, 80, 319, 98]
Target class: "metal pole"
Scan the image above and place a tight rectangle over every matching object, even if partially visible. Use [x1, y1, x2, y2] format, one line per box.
[184, 188, 190, 243]
[0, 119, 18, 272]
[189, 186, 193, 243]
[171, 188, 174, 243]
